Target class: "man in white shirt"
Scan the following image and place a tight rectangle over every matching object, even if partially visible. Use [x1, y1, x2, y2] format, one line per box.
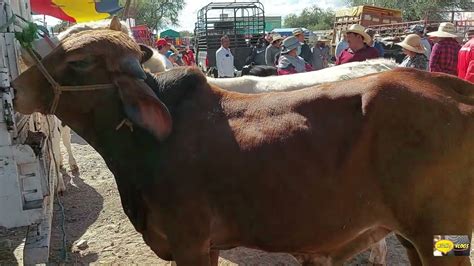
[156, 38, 174, 70]
[216, 36, 235, 78]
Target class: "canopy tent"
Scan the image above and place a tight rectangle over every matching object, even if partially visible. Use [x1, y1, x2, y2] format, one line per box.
[31, 0, 122, 22]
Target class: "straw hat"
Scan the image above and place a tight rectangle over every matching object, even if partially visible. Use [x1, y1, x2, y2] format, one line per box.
[318, 35, 331, 42]
[292, 28, 304, 36]
[281, 36, 301, 53]
[396, 34, 426, 54]
[427, 22, 458, 38]
[271, 33, 284, 43]
[345, 24, 372, 44]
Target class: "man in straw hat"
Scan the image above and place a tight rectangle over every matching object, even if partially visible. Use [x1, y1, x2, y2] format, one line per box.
[311, 36, 330, 70]
[293, 28, 313, 66]
[427, 22, 461, 75]
[265, 34, 284, 66]
[276, 36, 312, 75]
[336, 24, 379, 65]
[457, 28, 474, 82]
[396, 34, 428, 70]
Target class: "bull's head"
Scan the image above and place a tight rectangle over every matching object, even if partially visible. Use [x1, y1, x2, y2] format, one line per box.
[13, 17, 172, 141]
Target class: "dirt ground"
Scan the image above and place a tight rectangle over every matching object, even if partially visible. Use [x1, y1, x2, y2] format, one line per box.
[1, 133, 473, 265]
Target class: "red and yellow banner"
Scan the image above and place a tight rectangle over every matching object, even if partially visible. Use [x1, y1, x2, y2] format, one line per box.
[31, 0, 122, 22]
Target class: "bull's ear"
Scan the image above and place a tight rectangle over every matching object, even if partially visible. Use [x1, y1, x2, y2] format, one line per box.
[139, 44, 154, 63]
[110, 16, 122, 31]
[114, 76, 172, 141]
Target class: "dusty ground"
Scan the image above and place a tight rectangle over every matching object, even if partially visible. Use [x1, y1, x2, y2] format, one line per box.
[0, 133, 472, 265]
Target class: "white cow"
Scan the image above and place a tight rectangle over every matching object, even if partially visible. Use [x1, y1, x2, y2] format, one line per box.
[207, 58, 398, 93]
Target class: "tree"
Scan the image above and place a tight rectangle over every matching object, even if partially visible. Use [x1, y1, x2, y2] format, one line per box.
[120, 0, 185, 32]
[346, 0, 473, 21]
[284, 6, 335, 30]
[179, 30, 194, 37]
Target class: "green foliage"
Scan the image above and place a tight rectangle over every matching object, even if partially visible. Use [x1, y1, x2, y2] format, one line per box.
[284, 6, 335, 30]
[120, 0, 185, 31]
[15, 22, 39, 48]
[179, 30, 194, 37]
[346, 0, 473, 21]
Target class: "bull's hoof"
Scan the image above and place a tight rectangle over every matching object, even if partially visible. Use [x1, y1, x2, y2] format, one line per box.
[56, 183, 66, 195]
[59, 165, 68, 175]
[71, 165, 80, 177]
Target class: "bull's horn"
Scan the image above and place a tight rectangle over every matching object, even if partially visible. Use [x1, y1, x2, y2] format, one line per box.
[110, 16, 121, 31]
[121, 57, 147, 80]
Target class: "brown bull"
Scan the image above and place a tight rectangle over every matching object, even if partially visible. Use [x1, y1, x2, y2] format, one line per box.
[12, 24, 474, 265]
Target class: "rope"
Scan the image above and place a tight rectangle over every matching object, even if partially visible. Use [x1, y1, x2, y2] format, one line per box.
[45, 116, 68, 262]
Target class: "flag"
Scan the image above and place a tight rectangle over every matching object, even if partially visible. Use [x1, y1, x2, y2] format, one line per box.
[31, 0, 123, 23]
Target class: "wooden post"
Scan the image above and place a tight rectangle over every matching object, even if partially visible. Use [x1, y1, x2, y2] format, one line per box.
[122, 0, 131, 20]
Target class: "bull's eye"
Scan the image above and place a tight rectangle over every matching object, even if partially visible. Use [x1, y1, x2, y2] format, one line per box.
[68, 57, 96, 72]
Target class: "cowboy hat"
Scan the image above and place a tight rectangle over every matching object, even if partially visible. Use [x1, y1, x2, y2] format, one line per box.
[271, 33, 284, 43]
[427, 22, 458, 38]
[396, 34, 426, 54]
[345, 24, 372, 44]
[292, 28, 304, 36]
[281, 36, 301, 54]
[318, 36, 331, 42]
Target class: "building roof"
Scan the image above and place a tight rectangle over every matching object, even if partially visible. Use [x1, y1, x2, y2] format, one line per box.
[160, 29, 180, 38]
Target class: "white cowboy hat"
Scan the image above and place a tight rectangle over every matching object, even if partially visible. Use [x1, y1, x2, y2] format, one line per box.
[427, 22, 458, 38]
[281, 36, 301, 54]
[396, 34, 426, 54]
[345, 24, 372, 44]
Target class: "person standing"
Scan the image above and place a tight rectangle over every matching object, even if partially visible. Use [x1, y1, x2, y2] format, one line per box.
[365, 29, 385, 57]
[246, 37, 267, 65]
[311, 36, 330, 70]
[265, 34, 283, 66]
[396, 34, 428, 70]
[427, 22, 461, 75]
[335, 33, 349, 60]
[408, 24, 431, 59]
[336, 24, 379, 65]
[277, 36, 312, 75]
[293, 28, 313, 65]
[156, 38, 174, 70]
[457, 29, 474, 82]
[216, 35, 235, 78]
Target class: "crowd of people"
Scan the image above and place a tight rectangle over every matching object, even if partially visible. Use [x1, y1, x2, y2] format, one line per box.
[155, 38, 196, 70]
[213, 22, 474, 83]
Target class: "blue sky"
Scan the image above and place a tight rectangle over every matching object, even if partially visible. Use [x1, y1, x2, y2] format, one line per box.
[37, 0, 347, 31]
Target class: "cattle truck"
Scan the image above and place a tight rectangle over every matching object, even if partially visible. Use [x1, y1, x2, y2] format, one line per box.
[194, 1, 265, 76]
[0, 0, 59, 264]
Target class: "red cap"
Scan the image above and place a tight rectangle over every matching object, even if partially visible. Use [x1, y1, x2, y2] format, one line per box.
[156, 38, 171, 47]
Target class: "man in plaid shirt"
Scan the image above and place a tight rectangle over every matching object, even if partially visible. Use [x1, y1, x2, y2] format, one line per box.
[427, 23, 461, 75]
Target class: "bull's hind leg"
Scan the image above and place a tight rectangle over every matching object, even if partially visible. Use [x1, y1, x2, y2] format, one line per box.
[395, 233, 422, 266]
[368, 238, 387, 265]
[400, 214, 472, 266]
[210, 250, 219, 266]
